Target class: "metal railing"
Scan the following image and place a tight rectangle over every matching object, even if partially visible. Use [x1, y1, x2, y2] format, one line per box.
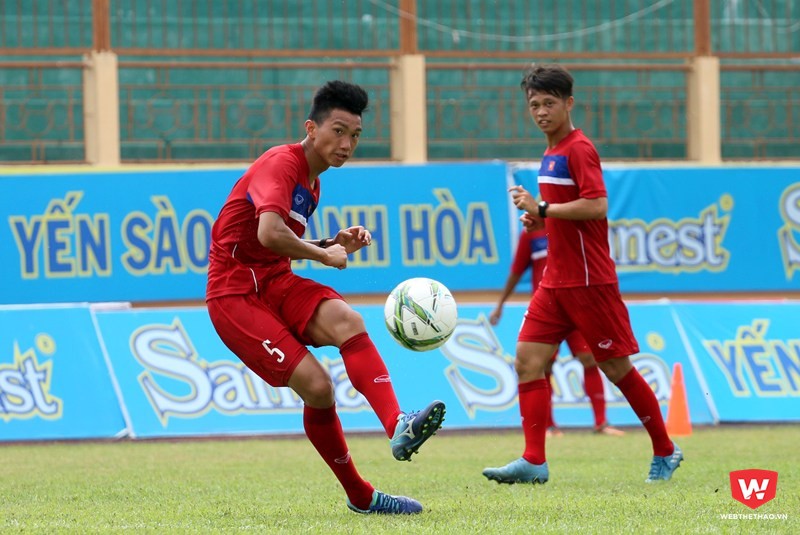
[1, 0, 797, 164]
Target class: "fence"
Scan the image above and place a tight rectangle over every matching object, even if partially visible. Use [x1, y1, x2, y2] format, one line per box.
[1, 0, 798, 164]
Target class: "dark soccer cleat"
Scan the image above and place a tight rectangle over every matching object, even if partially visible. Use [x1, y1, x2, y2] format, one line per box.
[482, 458, 549, 484]
[347, 490, 423, 515]
[645, 442, 684, 482]
[390, 400, 446, 461]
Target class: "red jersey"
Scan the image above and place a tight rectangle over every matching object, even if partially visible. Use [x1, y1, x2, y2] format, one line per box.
[206, 143, 318, 299]
[537, 129, 617, 288]
[511, 229, 548, 293]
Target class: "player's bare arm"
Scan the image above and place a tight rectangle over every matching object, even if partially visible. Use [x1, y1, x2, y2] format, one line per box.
[489, 271, 523, 325]
[544, 197, 607, 220]
[257, 211, 348, 268]
[510, 185, 606, 221]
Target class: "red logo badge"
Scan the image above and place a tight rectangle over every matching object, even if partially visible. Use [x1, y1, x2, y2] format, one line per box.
[548, 160, 555, 171]
[729, 469, 778, 509]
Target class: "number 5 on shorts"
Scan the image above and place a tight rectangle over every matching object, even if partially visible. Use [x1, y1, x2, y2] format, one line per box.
[262, 339, 285, 363]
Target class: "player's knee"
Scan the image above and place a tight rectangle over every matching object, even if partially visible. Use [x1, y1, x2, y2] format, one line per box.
[308, 302, 366, 346]
[333, 307, 366, 339]
[514, 355, 540, 379]
[299, 375, 335, 407]
[599, 357, 633, 383]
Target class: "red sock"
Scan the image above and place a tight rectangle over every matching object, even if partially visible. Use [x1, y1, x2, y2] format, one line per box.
[544, 372, 555, 429]
[583, 365, 606, 428]
[304, 405, 374, 509]
[519, 379, 549, 465]
[614, 368, 674, 456]
[340, 333, 401, 437]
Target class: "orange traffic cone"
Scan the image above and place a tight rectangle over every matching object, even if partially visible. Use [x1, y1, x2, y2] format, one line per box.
[666, 362, 692, 437]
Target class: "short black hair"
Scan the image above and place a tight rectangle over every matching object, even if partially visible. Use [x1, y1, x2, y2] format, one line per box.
[308, 80, 369, 123]
[520, 64, 574, 100]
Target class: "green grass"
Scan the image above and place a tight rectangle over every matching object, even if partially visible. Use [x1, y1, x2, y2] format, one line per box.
[1, 426, 797, 533]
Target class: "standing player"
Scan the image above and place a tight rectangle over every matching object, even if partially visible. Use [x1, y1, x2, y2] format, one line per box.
[490, 227, 624, 437]
[482, 64, 682, 485]
[206, 80, 446, 515]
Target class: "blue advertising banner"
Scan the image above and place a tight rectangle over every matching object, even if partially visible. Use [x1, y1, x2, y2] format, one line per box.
[289, 162, 512, 294]
[0, 304, 128, 441]
[512, 165, 800, 293]
[669, 301, 800, 423]
[5, 299, 797, 441]
[3, 164, 800, 305]
[93, 306, 444, 438]
[432, 302, 717, 430]
[0, 163, 512, 304]
[0, 169, 240, 305]
[91, 301, 732, 440]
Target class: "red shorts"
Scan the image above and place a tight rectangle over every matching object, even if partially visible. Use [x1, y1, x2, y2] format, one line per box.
[564, 330, 591, 355]
[207, 270, 343, 387]
[519, 283, 638, 362]
[549, 330, 591, 362]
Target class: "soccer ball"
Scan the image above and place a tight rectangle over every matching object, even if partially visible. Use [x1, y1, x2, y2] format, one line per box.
[384, 277, 458, 351]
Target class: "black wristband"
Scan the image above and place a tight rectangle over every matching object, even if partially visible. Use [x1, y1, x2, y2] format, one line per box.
[318, 238, 330, 248]
[538, 201, 549, 218]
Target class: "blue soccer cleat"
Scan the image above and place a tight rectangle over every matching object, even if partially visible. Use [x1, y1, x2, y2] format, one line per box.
[482, 458, 549, 484]
[347, 490, 423, 515]
[390, 400, 446, 461]
[645, 442, 684, 482]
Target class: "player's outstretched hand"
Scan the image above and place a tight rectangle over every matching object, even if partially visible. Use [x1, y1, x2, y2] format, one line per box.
[322, 244, 348, 269]
[335, 226, 372, 254]
[520, 212, 544, 231]
[509, 185, 536, 213]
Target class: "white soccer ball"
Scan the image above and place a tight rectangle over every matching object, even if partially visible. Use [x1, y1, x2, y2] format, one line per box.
[384, 277, 458, 352]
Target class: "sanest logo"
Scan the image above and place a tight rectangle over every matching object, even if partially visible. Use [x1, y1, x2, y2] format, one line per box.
[729, 469, 778, 509]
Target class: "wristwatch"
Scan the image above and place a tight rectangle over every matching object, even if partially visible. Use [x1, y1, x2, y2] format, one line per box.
[537, 201, 549, 218]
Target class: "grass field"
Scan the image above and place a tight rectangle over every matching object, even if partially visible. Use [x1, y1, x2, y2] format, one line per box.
[2, 425, 797, 533]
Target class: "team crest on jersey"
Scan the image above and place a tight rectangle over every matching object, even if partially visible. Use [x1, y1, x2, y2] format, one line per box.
[290, 184, 317, 226]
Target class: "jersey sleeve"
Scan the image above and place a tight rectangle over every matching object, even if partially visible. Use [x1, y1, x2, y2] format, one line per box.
[247, 152, 300, 220]
[530, 234, 547, 290]
[510, 231, 533, 276]
[568, 141, 607, 199]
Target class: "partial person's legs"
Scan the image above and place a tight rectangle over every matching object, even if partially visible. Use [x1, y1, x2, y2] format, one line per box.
[306, 298, 445, 461]
[209, 294, 423, 513]
[560, 284, 678, 480]
[573, 351, 623, 435]
[289, 354, 375, 508]
[599, 357, 683, 481]
[307, 299, 401, 434]
[290, 354, 422, 513]
[544, 357, 562, 436]
[483, 341, 554, 484]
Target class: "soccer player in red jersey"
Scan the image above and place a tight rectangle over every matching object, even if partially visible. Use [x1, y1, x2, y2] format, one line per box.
[482, 64, 682, 485]
[206, 81, 445, 514]
[489, 227, 624, 437]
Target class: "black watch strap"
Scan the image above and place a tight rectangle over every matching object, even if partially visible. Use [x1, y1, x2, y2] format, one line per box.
[538, 201, 549, 218]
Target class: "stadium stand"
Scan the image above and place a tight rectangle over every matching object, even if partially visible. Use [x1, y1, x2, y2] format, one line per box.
[0, 0, 797, 163]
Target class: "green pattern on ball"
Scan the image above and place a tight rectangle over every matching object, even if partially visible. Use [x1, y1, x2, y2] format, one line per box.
[384, 277, 457, 352]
